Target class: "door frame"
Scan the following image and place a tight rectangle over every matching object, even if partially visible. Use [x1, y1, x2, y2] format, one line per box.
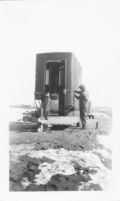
[45, 60, 66, 116]
[59, 64, 65, 116]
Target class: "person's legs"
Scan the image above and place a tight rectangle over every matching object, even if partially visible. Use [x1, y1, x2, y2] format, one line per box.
[80, 110, 87, 129]
[43, 96, 49, 120]
[43, 110, 48, 120]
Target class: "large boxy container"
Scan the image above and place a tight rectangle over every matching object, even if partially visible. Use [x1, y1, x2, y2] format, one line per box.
[35, 52, 82, 116]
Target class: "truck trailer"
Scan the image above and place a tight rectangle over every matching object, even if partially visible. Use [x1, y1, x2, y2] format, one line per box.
[35, 52, 82, 116]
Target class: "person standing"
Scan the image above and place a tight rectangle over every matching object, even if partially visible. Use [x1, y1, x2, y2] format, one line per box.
[74, 84, 89, 129]
[41, 92, 50, 120]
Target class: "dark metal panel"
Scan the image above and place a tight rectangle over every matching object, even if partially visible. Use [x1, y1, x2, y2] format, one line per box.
[35, 54, 45, 99]
[71, 53, 82, 110]
[59, 66, 65, 116]
[64, 54, 73, 114]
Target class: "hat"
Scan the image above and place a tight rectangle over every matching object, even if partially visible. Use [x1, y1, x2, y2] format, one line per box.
[79, 84, 86, 91]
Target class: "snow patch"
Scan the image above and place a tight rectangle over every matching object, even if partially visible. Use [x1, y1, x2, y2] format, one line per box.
[10, 145, 111, 190]
[97, 135, 112, 150]
[28, 148, 111, 190]
[35, 161, 76, 185]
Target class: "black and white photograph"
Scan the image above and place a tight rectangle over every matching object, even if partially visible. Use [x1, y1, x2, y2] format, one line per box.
[0, 0, 119, 200]
[9, 52, 112, 191]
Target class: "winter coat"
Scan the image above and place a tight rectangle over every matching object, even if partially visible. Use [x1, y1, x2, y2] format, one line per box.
[75, 90, 89, 112]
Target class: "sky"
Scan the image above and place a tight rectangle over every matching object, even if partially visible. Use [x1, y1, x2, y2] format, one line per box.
[0, 0, 119, 107]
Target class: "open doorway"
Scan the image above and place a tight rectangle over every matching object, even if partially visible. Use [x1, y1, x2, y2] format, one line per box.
[45, 60, 65, 116]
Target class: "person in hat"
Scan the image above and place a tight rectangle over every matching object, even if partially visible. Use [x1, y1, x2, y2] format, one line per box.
[74, 84, 89, 129]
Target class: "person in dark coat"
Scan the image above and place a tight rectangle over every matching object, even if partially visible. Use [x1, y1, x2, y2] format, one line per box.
[41, 92, 50, 120]
[74, 84, 89, 129]
[43, 92, 50, 120]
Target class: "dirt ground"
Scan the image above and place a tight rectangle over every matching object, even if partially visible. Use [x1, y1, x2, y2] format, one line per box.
[9, 107, 112, 191]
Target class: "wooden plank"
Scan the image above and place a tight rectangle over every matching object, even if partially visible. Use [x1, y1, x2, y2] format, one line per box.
[39, 116, 79, 126]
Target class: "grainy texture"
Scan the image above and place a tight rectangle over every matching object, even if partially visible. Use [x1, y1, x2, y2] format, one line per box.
[9, 107, 112, 191]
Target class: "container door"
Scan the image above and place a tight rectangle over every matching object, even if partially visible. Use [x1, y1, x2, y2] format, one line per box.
[59, 65, 65, 116]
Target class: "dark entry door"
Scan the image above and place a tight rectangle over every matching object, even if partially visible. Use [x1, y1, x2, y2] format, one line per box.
[59, 65, 65, 116]
[49, 62, 59, 93]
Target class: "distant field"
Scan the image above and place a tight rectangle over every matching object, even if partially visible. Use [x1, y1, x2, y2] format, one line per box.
[10, 105, 35, 109]
[93, 107, 112, 117]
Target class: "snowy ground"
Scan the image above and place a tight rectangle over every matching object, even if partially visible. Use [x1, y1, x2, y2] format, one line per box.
[9, 107, 112, 191]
